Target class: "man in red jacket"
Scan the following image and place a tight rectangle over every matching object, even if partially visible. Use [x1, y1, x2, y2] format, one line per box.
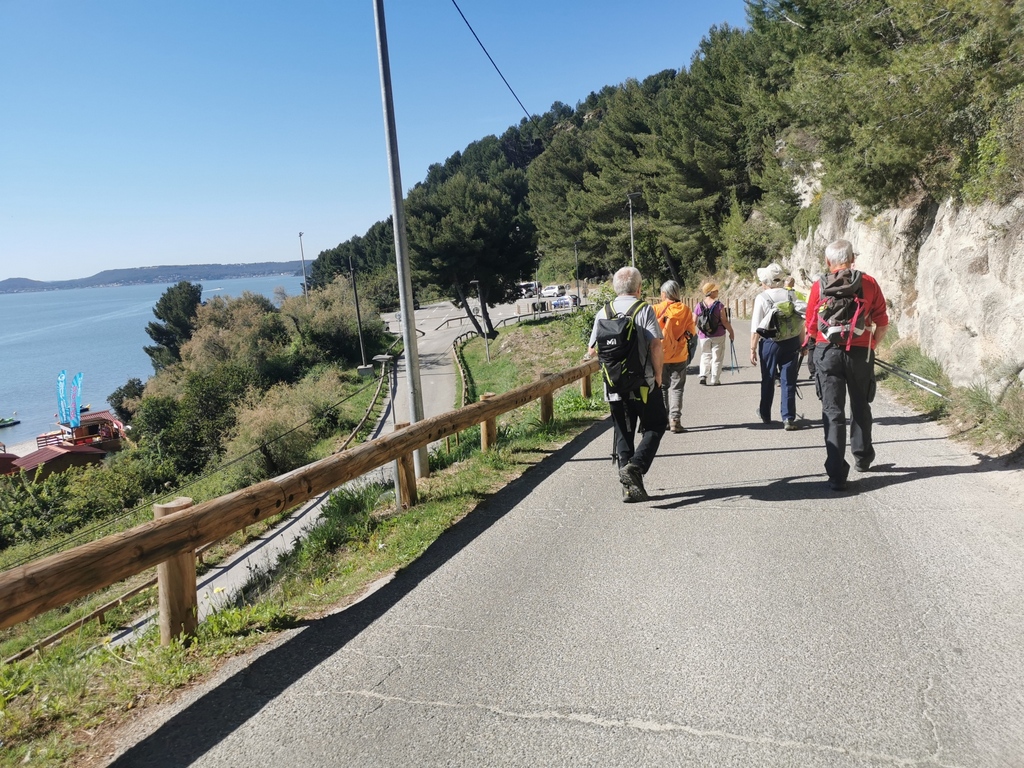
[805, 239, 889, 491]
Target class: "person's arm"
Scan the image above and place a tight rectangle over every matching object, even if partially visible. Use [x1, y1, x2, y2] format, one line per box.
[684, 307, 697, 338]
[720, 306, 735, 341]
[804, 282, 820, 342]
[749, 296, 763, 364]
[866, 278, 890, 349]
[650, 337, 664, 388]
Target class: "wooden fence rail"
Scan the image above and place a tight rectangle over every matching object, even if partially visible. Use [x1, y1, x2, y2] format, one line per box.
[0, 360, 599, 632]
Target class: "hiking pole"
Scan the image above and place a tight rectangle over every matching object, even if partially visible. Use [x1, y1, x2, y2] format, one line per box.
[729, 340, 739, 373]
[875, 358, 944, 389]
[874, 359, 946, 398]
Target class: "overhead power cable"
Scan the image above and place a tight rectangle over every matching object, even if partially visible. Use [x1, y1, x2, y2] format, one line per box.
[449, 0, 545, 136]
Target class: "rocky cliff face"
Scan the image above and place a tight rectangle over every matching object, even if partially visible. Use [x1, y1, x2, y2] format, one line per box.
[787, 193, 1024, 388]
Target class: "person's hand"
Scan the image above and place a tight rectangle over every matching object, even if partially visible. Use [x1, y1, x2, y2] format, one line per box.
[729, 333, 735, 341]
[750, 349, 757, 365]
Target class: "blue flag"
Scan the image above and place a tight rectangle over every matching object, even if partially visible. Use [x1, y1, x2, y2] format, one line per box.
[57, 370, 70, 425]
[69, 372, 83, 428]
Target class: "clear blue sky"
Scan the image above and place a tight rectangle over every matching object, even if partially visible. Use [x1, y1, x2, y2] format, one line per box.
[0, 0, 748, 282]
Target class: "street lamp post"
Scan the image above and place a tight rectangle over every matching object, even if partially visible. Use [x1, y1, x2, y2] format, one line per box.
[374, 0, 428, 478]
[297, 232, 309, 304]
[349, 254, 370, 374]
[627, 192, 641, 268]
[469, 280, 490, 362]
[573, 240, 580, 304]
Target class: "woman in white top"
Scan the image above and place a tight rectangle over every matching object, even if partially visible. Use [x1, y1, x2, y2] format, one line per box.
[750, 263, 805, 429]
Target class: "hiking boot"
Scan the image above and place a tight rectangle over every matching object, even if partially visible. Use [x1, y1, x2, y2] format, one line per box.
[619, 463, 649, 502]
[783, 420, 798, 431]
[756, 408, 772, 424]
[828, 477, 848, 491]
[854, 459, 871, 472]
[670, 420, 685, 434]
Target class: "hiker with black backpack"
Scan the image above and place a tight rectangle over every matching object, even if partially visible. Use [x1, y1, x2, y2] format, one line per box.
[751, 262, 805, 430]
[586, 266, 667, 503]
[805, 239, 890, 491]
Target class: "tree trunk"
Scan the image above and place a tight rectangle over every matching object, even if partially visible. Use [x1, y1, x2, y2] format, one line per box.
[477, 286, 498, 339]
[660, 243, 682, 284]
[453, 282, 486, 338]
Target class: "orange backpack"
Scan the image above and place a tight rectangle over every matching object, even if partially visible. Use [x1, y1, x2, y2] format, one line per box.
[654, 301, 695, 364]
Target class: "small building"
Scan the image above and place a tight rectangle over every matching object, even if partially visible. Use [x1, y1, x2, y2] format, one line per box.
[12, 444, 108, 481]
[0, 443, 18, 476]
[36, 410, 125, 452]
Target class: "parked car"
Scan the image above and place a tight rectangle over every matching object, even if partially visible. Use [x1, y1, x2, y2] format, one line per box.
[541, 284, 565, 298]
[518, 281, 539, 298]
[551, 294, 580, 309]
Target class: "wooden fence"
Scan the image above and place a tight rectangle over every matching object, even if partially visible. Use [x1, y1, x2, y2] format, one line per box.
[0, 360, 599, 641]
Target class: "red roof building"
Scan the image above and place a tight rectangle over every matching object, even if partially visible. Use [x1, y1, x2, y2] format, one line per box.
[12, 444, 108, 480]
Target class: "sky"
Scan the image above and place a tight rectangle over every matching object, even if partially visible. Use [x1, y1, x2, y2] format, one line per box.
[0, 0, 749, 282]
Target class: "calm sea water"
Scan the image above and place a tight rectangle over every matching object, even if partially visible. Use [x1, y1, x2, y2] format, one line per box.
[0, 275, 304, 452]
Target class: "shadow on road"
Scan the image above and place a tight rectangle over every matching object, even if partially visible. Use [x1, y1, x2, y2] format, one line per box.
[649, 451, 1019, 509]
[108, 420, 611, 767]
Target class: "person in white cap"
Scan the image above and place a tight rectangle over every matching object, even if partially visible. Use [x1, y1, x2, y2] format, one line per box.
[751, 262, 804, 429]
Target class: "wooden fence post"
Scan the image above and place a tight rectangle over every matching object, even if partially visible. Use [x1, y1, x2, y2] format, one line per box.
[154, 497, 197, 646]
[581, 370, 592, 399]
[394, 423, 417, 508]
[539, 372, 555, 424]
[480, 392, 497, 451]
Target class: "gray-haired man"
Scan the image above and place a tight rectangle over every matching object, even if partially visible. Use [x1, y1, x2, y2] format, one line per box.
[586, 266, 667, 502]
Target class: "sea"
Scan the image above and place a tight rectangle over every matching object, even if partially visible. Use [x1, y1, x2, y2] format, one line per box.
[0, 275, 305, 453]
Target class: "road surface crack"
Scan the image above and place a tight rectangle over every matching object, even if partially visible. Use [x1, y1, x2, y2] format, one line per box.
[340, 689, 965, 766]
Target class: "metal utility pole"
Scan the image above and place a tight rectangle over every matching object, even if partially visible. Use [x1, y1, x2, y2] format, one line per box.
[627, 193, 641, 268]
[298, 232, 309, 303]
[470, 280, 490, 362]
[349, 254, 368, 370]
[573, 240, 580, 301]
[373, 0, 428, 478]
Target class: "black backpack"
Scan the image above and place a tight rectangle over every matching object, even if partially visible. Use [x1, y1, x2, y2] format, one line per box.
[817, 269, 866, 348]
[595, 299, 647, 395]
[696, 300, 721, 335]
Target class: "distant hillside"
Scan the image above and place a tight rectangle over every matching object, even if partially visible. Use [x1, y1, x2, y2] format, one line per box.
[0, 262, 304, 294]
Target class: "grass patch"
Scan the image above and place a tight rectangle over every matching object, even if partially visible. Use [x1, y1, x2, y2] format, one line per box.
[876, 336, 1024, 456]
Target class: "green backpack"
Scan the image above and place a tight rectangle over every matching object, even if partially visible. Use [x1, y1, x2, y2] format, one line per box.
[756, 291, 803, 340]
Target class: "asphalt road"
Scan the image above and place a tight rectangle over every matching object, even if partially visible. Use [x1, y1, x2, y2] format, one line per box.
[103, 320, 1024, 767]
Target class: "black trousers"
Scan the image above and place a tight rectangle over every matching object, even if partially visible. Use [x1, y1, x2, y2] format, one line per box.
[608, 386, 667, 474]
[814, 344, 877, 481]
